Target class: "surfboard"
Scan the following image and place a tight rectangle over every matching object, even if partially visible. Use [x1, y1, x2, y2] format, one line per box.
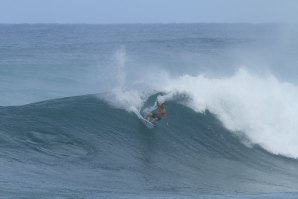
[139, 116, 155, 129]
[133, 110, 155, 128]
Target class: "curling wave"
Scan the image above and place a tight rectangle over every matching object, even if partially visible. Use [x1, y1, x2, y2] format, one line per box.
[1, 94, 298, 196]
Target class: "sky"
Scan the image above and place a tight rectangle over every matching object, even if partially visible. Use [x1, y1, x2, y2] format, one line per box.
[1, 0, 298, 24]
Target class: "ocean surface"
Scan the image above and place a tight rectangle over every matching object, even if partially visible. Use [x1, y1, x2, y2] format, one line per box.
[1, 24, 298, 198]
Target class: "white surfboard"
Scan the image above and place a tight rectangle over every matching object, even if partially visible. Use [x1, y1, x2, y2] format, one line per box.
[133, 109, 155, 128]
[139, 116, 155, 129]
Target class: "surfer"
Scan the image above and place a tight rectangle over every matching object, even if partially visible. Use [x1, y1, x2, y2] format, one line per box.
[146, 101, 168, 125]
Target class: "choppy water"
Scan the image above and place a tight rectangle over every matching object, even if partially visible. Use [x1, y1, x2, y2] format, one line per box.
[1, 24, 298, 198]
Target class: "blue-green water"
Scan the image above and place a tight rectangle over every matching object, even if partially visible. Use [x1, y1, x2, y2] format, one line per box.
[1, 24, 298, 198]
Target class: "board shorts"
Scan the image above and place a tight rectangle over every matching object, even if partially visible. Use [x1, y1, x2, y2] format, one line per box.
[152, 113, 161, 121]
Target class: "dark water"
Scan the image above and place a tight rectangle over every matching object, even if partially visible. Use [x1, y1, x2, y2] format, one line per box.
[0, 95, 298, 198]
[1, 24, 298, 198]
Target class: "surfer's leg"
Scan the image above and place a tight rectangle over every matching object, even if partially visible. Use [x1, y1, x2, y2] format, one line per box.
[145, 112, 153, 120]
[151, 118, 158, 123]
[151, 116, 161, 123]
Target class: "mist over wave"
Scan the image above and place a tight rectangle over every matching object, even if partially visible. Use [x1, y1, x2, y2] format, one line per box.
[99, 47, 298, 158]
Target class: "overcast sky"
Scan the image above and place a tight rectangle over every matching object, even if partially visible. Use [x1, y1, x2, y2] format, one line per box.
[1, 0, 298, 24]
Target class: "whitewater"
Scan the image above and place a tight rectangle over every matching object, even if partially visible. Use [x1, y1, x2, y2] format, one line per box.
[1, 24, 298, 198]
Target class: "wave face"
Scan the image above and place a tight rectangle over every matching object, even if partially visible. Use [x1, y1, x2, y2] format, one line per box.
[1, 95, 298, 198]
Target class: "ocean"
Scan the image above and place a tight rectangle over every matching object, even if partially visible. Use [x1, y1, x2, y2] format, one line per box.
[1, 24, 298, 198]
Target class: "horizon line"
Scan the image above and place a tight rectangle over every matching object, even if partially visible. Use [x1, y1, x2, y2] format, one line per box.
[0, 22, 297, 25]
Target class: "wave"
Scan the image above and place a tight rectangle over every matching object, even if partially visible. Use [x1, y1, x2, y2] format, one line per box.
[101, 64, 298, 159]
[1, 94, 298, 195]
[3, 45, 298, 160]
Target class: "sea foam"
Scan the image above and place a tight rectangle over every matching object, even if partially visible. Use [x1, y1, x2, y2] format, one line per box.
[162, 69, 298, 158]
